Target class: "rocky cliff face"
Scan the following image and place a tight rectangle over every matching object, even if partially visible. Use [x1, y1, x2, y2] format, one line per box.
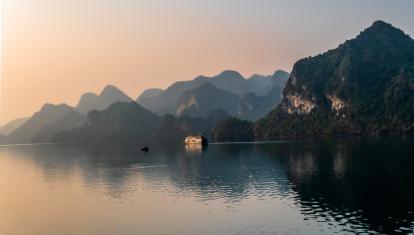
[255, 21, 414, 139]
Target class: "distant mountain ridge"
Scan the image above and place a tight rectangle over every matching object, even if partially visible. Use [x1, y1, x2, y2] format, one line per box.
[1, 69, 288, 145]
[2, 84, 132, 144]
[76, 85, 133, 115]
[32, 110, 86, 143]
[8, 104, 78, 143]
[136, 88, 163, 103]
[138, 69, 289, 120]
[54, 102, 162, 146]
[238, 70, 290, 120]
[54, 102, 231, 146]
[177, 82, 241, 118]
[0, 117, 29, 135]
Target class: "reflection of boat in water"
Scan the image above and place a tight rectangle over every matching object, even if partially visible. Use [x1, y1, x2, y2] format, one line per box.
[185, 144, 203, 154]
[184, 134, 208, 155]
[184, 133, 208, 146]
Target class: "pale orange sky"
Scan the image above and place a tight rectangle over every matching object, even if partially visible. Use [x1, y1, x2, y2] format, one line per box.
[1, 0, 414, 124]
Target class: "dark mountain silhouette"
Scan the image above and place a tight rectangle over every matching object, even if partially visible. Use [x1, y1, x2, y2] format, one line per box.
[76, 85, 133, 115]
[0, 117, 29, 135]
[270, 70, 290, 85]
[32, 110, 86, 142]
[8, 104, 83, 143]
[53, 102, 231, 146]
[54, 102, 161, 146]
[246, 74, 274, 96]
[239, 70, 290, 120]
[136, 88, 163, 103]
[76, 93, 100, 114]
[255, 21, 414, 139]
[1, 85, 131, 144]
[177, 83, 241, 118]
[202, 70, 247, 95]
[0, 134, 8, 143]
[175, 72, 290, 121]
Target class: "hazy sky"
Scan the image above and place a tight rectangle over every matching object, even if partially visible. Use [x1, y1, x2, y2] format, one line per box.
[1, 0, 414, 124]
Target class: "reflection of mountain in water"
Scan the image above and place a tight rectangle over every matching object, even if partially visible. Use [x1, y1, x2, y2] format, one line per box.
[10, 138, 414, 234]
[264, 138, 414, 234]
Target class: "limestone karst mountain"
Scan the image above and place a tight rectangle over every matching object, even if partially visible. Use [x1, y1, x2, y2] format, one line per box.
[76, 85, 133, 115]
[7, 104, 83, 143]
[255, 21, 414, 139]
[137, 70, 289, 117]
[136, 88, 163, 103]
[0, 117, 29, 135]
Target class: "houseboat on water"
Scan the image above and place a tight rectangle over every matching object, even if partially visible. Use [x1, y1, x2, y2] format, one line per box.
[184, 133, 208, 146]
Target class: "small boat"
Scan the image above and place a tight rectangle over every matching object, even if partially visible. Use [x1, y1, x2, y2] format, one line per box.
[184, 133, 208, 146]
[141, 146, 149, 152]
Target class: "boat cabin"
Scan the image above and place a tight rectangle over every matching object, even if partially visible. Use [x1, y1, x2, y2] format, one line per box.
[184, 133, 208, 146]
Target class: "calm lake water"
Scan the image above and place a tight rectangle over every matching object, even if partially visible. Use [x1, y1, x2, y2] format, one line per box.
[1, 138, 414, 235]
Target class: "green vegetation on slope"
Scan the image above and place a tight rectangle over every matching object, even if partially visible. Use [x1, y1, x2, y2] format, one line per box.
[255, 21, 414, 139]
[212, 118, 254, 142]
